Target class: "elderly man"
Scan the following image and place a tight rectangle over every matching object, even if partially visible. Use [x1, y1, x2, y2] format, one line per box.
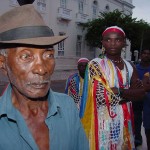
[0, 4, 89, 150]
[65, 58, 89, 109]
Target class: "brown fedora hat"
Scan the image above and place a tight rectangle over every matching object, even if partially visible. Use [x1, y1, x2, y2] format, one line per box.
[0, 4, 67, 47]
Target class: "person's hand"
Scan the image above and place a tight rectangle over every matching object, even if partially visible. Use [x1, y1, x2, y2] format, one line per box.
[111, 87, 119, 95]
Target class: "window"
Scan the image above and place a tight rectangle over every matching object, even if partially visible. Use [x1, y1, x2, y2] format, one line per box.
[92, 1, 98, 17]
[58, 42, 64, 56]
[105, 4, 110, 12]
[76, 35, 82, 57]
[37, 0, 46, 12]
[58, 32, 65, 56]
[78, 1, 84, 13]
[60, 0, 66, 8]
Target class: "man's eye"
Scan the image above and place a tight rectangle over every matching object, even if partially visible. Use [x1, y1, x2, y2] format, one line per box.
[47, 54, 54, 58]
[116, 38, 124, 42]
[20, 54, 31, 60]
[104, 39, 110, 42]
[45, 53, 54, 59]
[116, 39, 121, 42]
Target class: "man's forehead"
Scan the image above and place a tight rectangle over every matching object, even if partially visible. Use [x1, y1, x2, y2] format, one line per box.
[103, 32, 125, 38]
[102, 26, 125, 37]
[78, 62, 88, 65]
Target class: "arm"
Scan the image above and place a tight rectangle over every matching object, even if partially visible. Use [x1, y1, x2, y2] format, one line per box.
[143, 72, 150, 92]
[111, 62, 145, 102]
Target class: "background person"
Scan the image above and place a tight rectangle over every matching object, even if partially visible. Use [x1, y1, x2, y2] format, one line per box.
[0, 4, 89, 150]
[65, 58, 89, 109]
[142, 62, 150, 150]
[132, 48, 150, 147]
[79, 26, 145, 150]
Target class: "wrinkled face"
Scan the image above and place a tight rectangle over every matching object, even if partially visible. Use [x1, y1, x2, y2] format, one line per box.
[5, 47, 55, 99]
[102, 32, 125, 56]
[78, 62, 88, 79]
[141, 49, 150, 63]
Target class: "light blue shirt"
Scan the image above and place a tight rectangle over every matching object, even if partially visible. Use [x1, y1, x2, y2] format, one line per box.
[0, 85, 89, 150]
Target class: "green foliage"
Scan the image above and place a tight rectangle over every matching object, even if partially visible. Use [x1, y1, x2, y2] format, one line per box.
[82, 10, 150, 53]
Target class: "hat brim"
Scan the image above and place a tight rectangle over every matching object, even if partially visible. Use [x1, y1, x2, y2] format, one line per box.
[0, 35, 67, 47]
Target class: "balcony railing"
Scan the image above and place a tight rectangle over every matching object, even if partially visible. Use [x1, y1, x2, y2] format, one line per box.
[58, 7, 72, 21]
[76, 13, 89, 24]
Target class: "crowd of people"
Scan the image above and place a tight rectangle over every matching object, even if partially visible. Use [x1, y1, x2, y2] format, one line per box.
[0, 3, 150, 150]
[65, 27, 150, 149]
[65, 26, 150, 150]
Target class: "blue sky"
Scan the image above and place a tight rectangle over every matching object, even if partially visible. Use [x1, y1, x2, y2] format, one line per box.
[132, 0, 150, 23]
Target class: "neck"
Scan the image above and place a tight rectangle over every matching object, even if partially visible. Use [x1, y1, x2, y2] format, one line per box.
[106, 55, 122, 63]
[79, 73, 84, 79]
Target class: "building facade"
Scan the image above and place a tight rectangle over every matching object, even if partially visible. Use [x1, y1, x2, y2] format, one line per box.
[0, 0, 134, 80]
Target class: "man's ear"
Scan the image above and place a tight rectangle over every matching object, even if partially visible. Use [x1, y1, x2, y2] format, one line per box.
[0, 55, 7, 75]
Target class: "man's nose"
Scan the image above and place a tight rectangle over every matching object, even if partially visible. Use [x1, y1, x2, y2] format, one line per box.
[110, 39, 116, 45]
[32, 57, 47, 76]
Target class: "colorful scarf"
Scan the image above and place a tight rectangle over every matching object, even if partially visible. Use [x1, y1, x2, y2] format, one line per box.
[80, 57, 135, 150]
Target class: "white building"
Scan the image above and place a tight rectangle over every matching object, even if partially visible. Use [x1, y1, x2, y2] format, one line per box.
[0, 0, 134, 80]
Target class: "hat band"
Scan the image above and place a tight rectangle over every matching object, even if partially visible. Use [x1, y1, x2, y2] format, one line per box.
[0, 26, 54, 41]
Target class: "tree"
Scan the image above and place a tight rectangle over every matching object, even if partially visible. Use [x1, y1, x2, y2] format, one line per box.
[82, 10, 150, 54]
[141, 27, 150, 50]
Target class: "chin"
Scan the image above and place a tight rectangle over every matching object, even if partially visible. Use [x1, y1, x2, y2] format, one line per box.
[25, 88, 50, 100]
[27, 92, 49, 100]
